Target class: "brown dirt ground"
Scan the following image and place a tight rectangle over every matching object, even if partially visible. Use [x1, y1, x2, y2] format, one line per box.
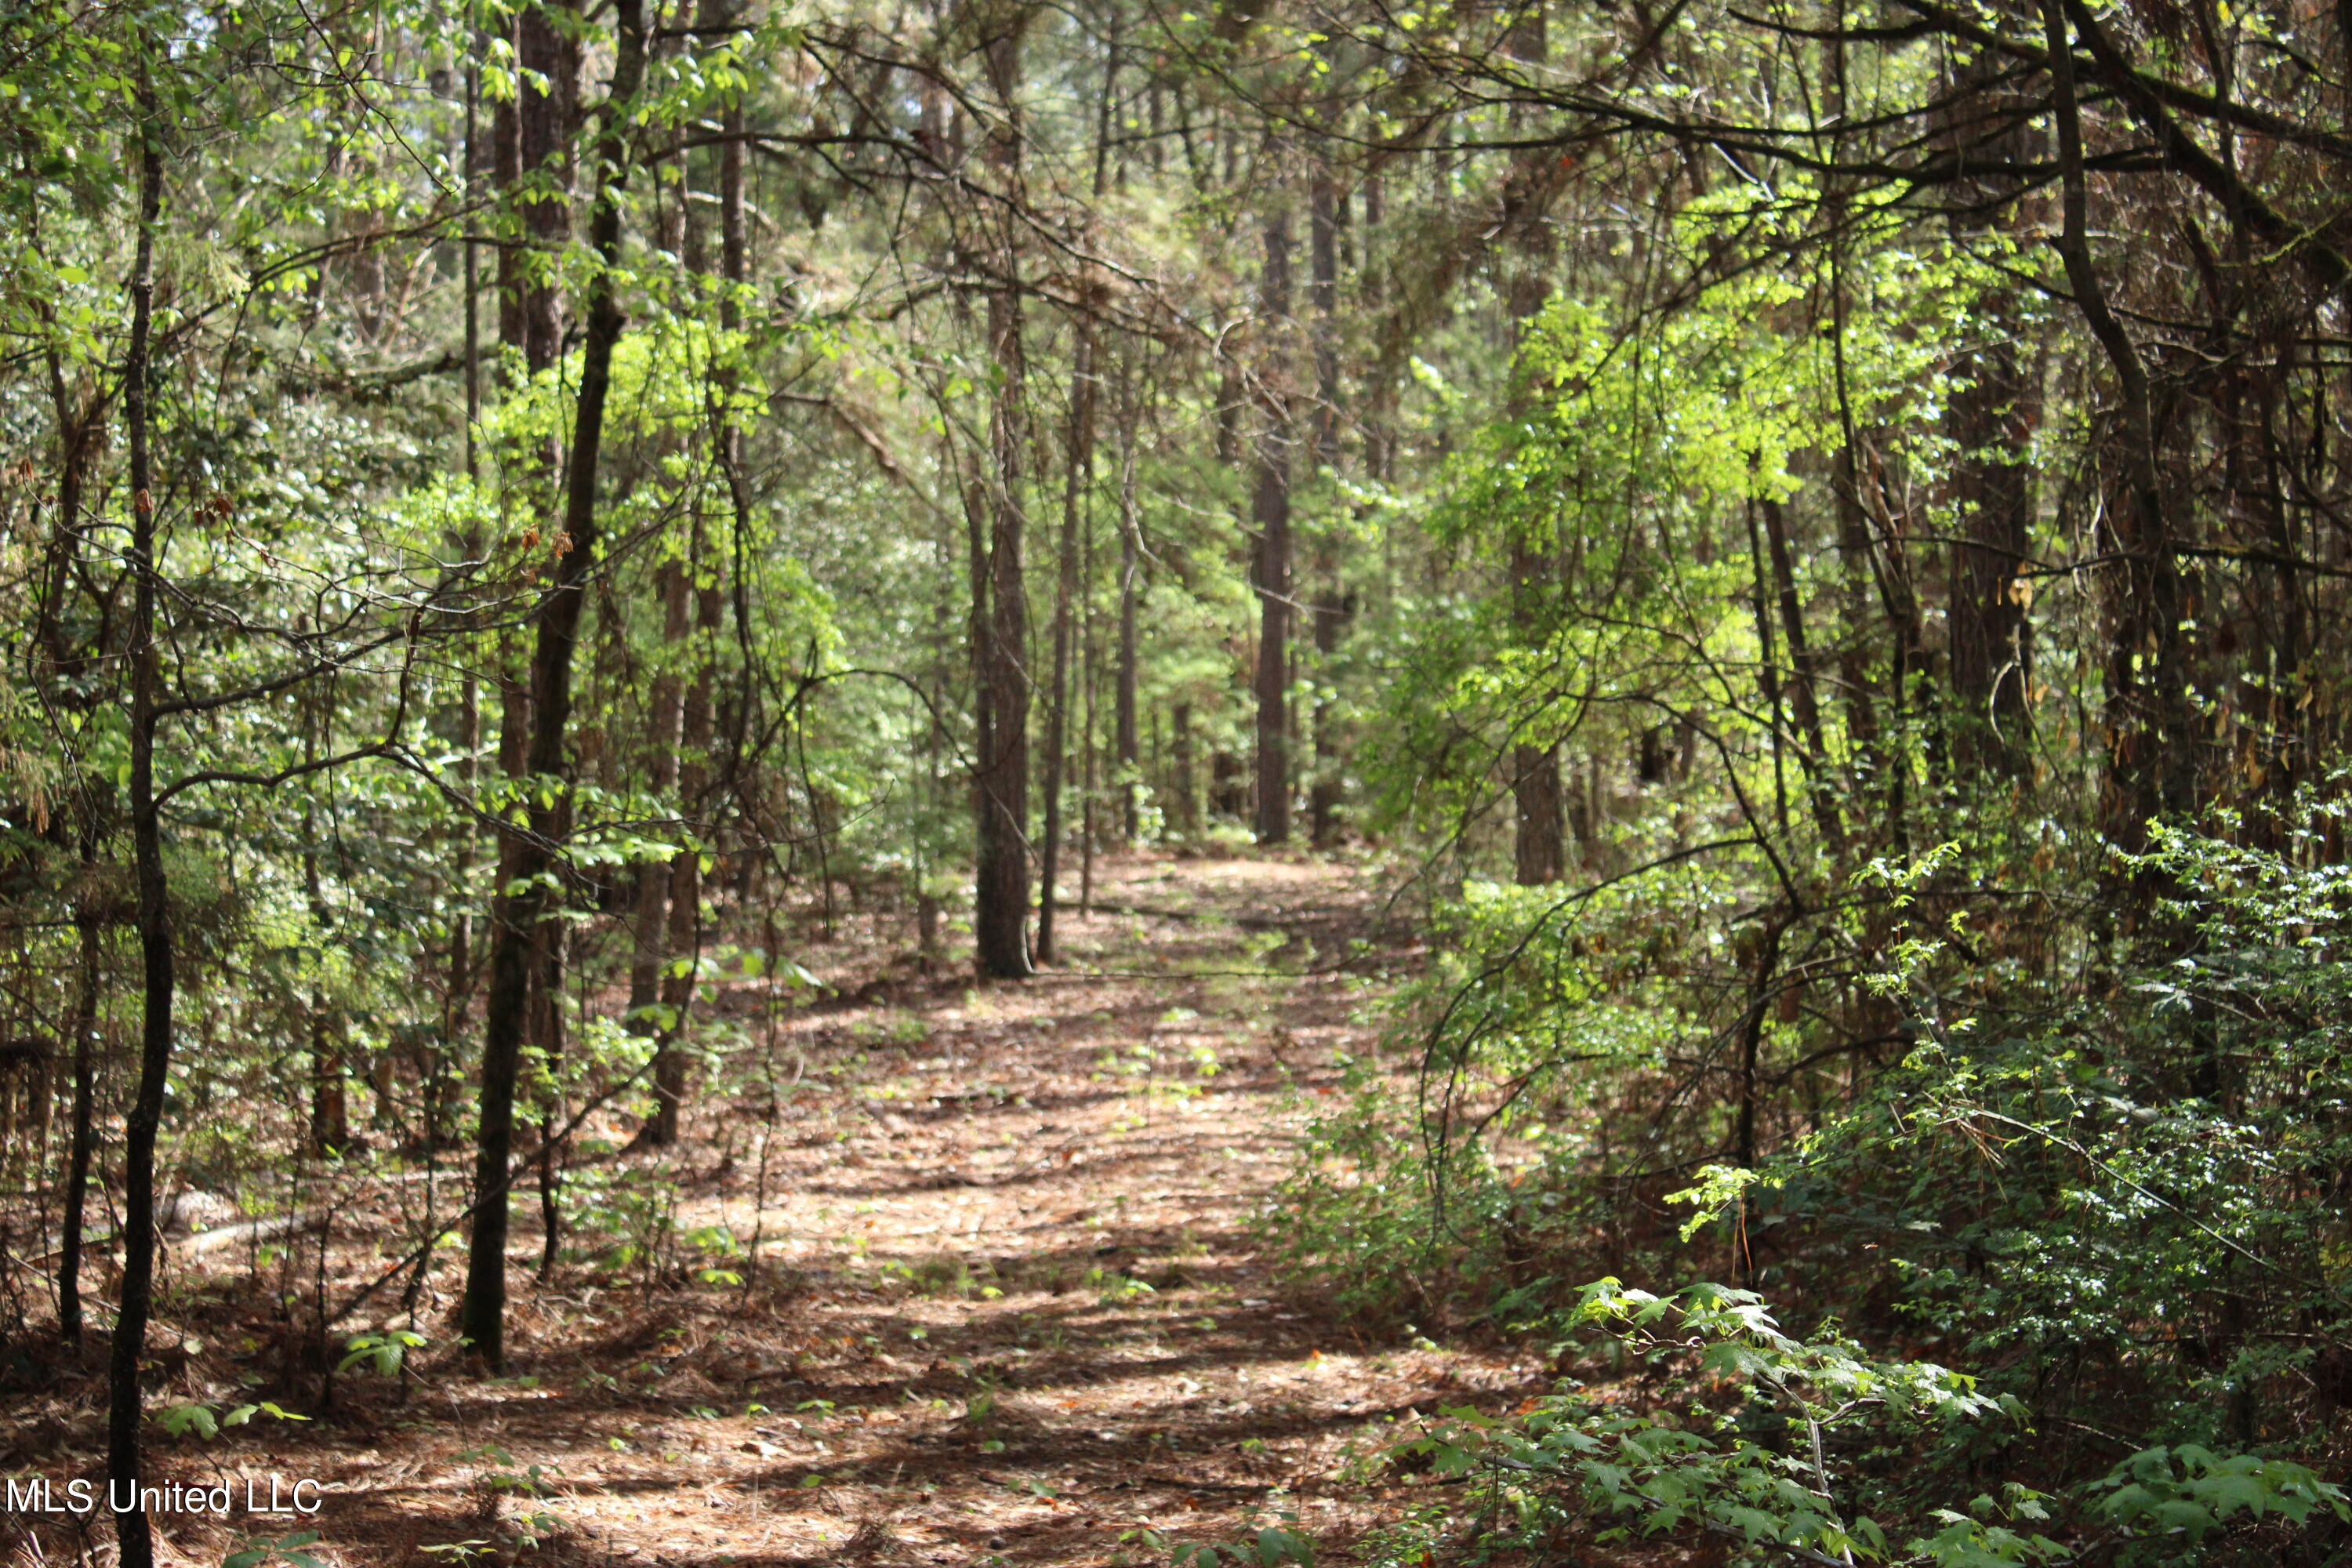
[2, 854, 1559, 1568]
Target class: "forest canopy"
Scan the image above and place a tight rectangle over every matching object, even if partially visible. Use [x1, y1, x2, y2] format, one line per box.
[2, 0, 2351, 1559]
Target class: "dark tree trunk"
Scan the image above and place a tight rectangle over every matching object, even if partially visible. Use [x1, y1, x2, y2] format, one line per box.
[534, 907, 565, 1278]
[1041, 33, 1117, 948]
[2038, 0, 2194, 841]
[36, 366, 102, 681]
[1509, 532, 1565, 885]
[460, 0, 646, 1370]
[1253, 202, 1294, 845]
[1359, 173, 1394, 486]
[1504, 253, 1563, 884]
[108, 110, 167, 1568]
[1307, 162, 1347, 848]
[441, 53, 485, 1145]
[1170, 703, 1197, 833]
[1115, 354, 1142, 844]
[498, 0, 570, 377]
[970, 20, 1036, 978]
[1038, 312, 1094, 963]
[303, 698, 349, 1157]
[57, 819, 101, 1346]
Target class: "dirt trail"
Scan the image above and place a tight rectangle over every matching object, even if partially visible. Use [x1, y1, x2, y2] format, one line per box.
[94, 856, 1546, 1568]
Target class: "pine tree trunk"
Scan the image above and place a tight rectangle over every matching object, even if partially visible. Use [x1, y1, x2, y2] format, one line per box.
[1252, 201, 1294, 845]
[498, 0, 570, 376]
[1115, 354, 1142, 844]
[1306, 162, 1347, 846]
[1171, 703, 1197, 833]
[1038, 315, 1094, 962]
[971, 18, 1036, 978]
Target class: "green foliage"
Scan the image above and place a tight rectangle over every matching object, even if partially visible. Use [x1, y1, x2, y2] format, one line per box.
[338, 1329, 428, 1377]
[224, 1532, 325, 1568]
[1361, 1279, 2339, 1566]
[1173, 1526, 1315, 1568]
[2096, 1446, 2347, 1562]
[155, 1401, 308, 1440]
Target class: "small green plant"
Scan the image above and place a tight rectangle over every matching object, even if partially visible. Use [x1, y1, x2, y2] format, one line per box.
[338, 1327, 427, 1376]
[157, 1401, 307, 1439]
[1173, 1522, 1314, 1568]
[684, 1223, 742, 1287]
[1086, 1265, 1156, 1307]
[224, 1532, 326, 1568]
[1113, 1526, 1173, 1568]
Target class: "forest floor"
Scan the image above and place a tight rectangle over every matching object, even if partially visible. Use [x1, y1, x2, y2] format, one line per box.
[8, 853, 1567, 1568]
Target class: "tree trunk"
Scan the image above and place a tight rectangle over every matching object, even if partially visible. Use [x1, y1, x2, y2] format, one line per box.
[36, 364, 101, 681]
[535, 907, 565, 1278]
[1501, 153, 1565, 881]
[1037, 311, 1094, 963]
[1940, 52, 2038, 780]
[970, 19, 1036, 978]
[1509, 534, 1566, 885]
[2038, 0, 2194, 840]
[1115, 353, 1142, 843]
[1170, 703, 1197, 833]
[653, 540, 717, 1141]
[303, 696, 349, 1157]
[441, 51, 485, 1147]
[1252, 201, 1294, 845]
[648, 13, 746, 1130]
[497, 0, 570, 378]
[109, 107, 167, 1568]
[1759, 493, 1841, 847]
[460, 0, 646, 1370]
[57, 819, 101, 1346]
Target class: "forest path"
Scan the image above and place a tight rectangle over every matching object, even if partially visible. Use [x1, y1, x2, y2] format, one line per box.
[318, 854, 1543, 1568]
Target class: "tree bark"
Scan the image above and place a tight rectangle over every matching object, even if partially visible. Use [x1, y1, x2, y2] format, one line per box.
[303, 694, 349, 1157]
[1170, 702, 1197, 833]
[2039, 0, 2194, 838]
[1037, 313, 1094, 962]
[1509, 534, 1565, 885]
[1504, 238, 1563, 883]
[497, 0, 571, 377]
[1252, 201, 1294, 845]
[1759, 493, 1841, 847]
[648, 10, 746, 1132]
[108, 103, 167, 1568]
[1114, 353, 1142, 844]
[1940, 52, 2038, 779]
[970, 16, 1036, 978]
[1307, 164, 1346, 848]
[57, 819, 101, 1346]
[653, 539, 717, 1139]
[460, 0, 646, 1370]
